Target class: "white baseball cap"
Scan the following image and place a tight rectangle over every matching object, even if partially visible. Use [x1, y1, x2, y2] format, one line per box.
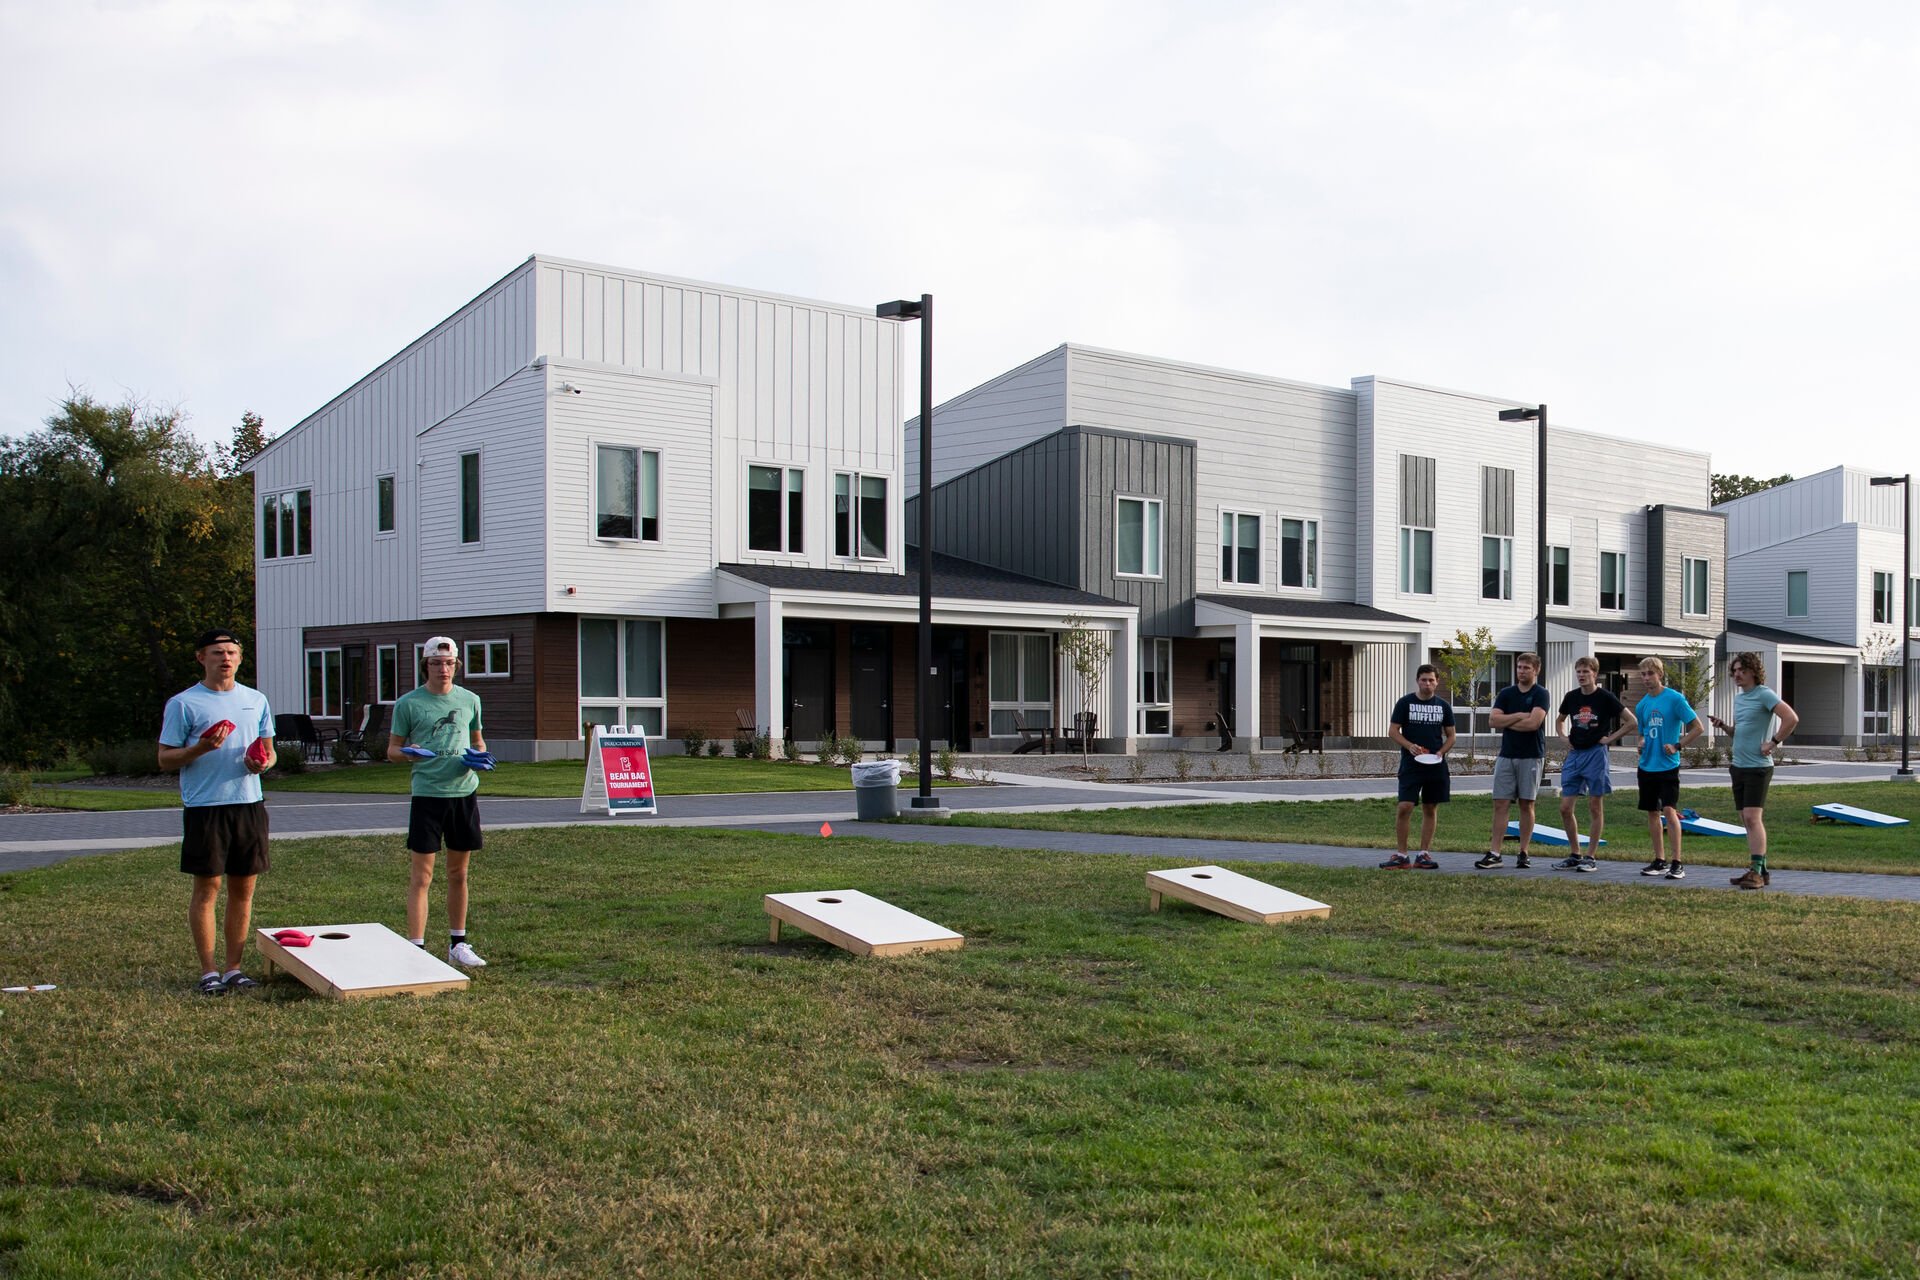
[421, 635, 460, 661]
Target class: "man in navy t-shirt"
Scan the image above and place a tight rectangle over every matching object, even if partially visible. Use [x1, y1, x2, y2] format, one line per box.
[1477, 652, 1551, 870]
[1382, 663, 1455, 869]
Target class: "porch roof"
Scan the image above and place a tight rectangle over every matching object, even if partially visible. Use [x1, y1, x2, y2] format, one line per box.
[1192, 593, 1428, 643]
[1193, 594, 1428, 625]
[1547, 617, 1707, 654]
[1724, 620, 1855, 651]
[720, 550, 1124, 608]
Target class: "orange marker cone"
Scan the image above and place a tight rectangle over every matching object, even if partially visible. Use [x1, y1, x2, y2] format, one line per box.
[820, 822, 833, 838]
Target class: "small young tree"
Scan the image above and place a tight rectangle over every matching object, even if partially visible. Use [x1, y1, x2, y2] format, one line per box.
[1434, 626, 1497, 768]
[1861, 627, 1902, 744]
[1058, 615, 1114, 764]
[1671, 639, 1717, 716]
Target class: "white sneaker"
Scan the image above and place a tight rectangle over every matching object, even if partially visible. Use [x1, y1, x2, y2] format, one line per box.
[448, 941, 487, 968]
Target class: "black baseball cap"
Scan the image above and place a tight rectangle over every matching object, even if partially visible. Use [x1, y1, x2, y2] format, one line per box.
[194, 628, 242, 650]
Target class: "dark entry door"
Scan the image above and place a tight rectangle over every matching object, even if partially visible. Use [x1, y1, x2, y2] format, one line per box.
[784, 623, 834, 741]
[1216, 638, 1236, 742]
[928, 628, 971, 752]
[850, 626, 892, 746]
[1275, 644, 1319, 733]
[341, 644, 368, 730]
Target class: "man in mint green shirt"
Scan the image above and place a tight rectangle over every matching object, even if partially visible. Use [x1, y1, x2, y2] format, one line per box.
[1708, 651, 1799, 889]
[389, 636, 490, 967]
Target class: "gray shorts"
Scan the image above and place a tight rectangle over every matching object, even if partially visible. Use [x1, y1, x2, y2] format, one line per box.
[1492, 755, 1543, 801]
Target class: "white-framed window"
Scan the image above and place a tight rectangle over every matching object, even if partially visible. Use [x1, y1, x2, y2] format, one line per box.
[1137, 636, 1172, 735]
[305, 647, 342, 718]
[597, 445, 660, 542]
[1787, 570, 1809, 618]
[1600, 551, 1627, 612]
[1280, 517, 1318, 590]
[579, 618, 665, 737]
[1683, 557, 1710, 617]
[834, 473, 888, 560]
[747, 464, 804, 554]
[1911, 578, 1919, 628]
[1399, 527, 1433, 595]
[1482, 535, 1514, 601]
[465, 639, 510, 678]
[1549, 545, 1570, 608]
[262, 488, 313, 560]
[988, 632, 1053, 736]
[1115, 496, 1163, 579]
[1220, 510, 1261, 586]
[1865, 667, 1893, 737]
[1873, 571, 1895, 625]
[375, 475, 395, 536]
[375, 645, 399, 703]
[459, 451, 482, 545]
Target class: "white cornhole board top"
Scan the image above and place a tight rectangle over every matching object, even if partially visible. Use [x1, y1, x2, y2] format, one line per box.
[1674, 814, 1745, 837]
[763, 890, 964, 958]
[256, 923, 469, 1000]
[1812, 803, 1910, 828]
[1506, 821, 1604, 847]
[1146, 865, 1331, 925]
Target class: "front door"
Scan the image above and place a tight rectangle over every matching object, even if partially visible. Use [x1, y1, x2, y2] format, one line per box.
[850, 626, 892, 747]
[1217, 638, 1236, 742]
[784, 623, 834, 742]
[928, 627, 971, 751]
[341, 644, 368, 731]
[1275, 644, 1319, 734]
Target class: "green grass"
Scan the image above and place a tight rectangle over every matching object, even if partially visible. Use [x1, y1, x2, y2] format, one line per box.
[24, 787, 183, 812]
[265, 756, 953, 797]
[3, 829, 1918, 1277]
[948, 780, 1920, 875]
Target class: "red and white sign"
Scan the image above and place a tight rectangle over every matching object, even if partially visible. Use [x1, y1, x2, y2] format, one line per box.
[581, 726, 657, 816]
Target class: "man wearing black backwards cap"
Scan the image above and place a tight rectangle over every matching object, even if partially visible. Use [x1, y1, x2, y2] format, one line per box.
[157, 628, 276, 996]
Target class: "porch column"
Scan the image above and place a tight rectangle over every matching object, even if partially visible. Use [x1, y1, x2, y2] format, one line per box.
[1842, 655, 1863, 747]
[755, 599, 785, 749]
[1114, 615, 1139, 755]
[1235, 618, 1261, 748]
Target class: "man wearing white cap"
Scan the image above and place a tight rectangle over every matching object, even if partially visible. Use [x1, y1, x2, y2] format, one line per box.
[388, 635, 492, 967]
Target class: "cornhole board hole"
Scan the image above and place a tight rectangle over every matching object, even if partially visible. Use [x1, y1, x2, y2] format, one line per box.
[1505, 821, 1604, 848]
[1146, 866, 1331, 925]
[1811, 803, 1909, 828]
[763, 890, 964, 958]
[255, 923, 469, 1000]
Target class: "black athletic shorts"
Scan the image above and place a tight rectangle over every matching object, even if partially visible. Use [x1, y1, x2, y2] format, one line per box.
[180, 801, 271, 877]
[1730, 766, 1773, 810]
[1396, 760, 1450, 806]
[1636, 768, 1681, 812]
[407, 794, 483, 854]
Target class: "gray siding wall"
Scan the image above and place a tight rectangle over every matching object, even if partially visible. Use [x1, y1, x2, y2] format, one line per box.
[1078, 430, 1197, 636]
[906, 346, 1069, 495]
[1647, 506, 1726, 638]
[1726, 527, 1859, 642]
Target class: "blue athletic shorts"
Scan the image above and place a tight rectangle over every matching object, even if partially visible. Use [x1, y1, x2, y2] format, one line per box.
[1559, 745, 1614, 797]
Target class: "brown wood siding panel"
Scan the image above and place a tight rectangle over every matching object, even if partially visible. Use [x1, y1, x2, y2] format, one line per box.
[533, 615, 580, 740]
[666, 619, 757, 739]
[1171, 637, 1221, 738]
[301, 614, 538, 738]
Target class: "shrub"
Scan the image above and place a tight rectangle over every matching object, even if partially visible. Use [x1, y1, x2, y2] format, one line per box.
[0, 768, 34, 807]
[273, 744, 308, 774]
[86, 740, 160, 778]
[781, 732, 798, 763]
[840, 736, 865, 767]
[1090, 764, 1111, 784]
[936, 747, 957, 780]
[680, 725, 708, 757]
[331, 740, 354, 766]
[751, 732, 773, 761]
[1127, 754, 1147, 782]
[1172, 753, 1193, 781]
[706, 740, 724, 757]
[733, 736, 753, 758]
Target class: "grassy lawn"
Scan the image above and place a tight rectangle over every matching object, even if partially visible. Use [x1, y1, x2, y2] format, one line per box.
[21, 787, 184, 812]
[948, 781, 1920, 876]
[3, 829, 1918, 1277]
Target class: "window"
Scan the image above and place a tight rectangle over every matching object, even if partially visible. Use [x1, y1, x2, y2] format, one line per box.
[1221, 511, 1261, 585]
[459, 452, 481, 544]
[1280, 518, 1318, 589]
[465, 639, 510, 678]
[1549, 546, 1569, 607]
[375, 475, 395, 535]
[1684, 557, 1710, 617]
[597, 445, 660, 541]
[1399, 527, 1433, 595]
[579, 618, 666, 737]
[747, 465, 804, 553]
[305, 647, 342, 718]
[1600, 551, 1626, 611]
[1482, 536, 1514, 601]
[1137, 637, 1172, 735]
[988, 632, 1053, 735]
[1787, 570, 1809, 618]
[1115, 496, 1163, 578]
[262, 488, 313, 560]
[376, 645, 398, 703]
[1911, 578, 1919, 628]
[834, 473, 888, 559]
[1873, 571, 1895, 625]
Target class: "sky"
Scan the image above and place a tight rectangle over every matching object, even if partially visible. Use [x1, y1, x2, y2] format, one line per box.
[3, 0, 1918, 482]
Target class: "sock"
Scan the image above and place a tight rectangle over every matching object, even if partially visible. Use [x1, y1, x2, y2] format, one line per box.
[410, 938, 425, 947]
[1755, 855, 1768, 874]
[202, 970, 221, 983]
[222, 968, 243, 981]
[450, 931, 467, 946]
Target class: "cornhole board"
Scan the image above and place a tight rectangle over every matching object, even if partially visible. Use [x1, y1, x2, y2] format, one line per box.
[1663, 813, 1745, 837]
[1811, 803, 1910, 828]
[763, 890, 963, 958]
[1505, 822, 1604, 848]
[255, 923, 469, 1000]
[1146, 866, 1330, 925]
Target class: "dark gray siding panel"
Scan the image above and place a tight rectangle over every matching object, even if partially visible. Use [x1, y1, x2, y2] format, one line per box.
[912, 430, 1081, 588]
[1648, 505, 1727, 638]
[1079, 430, 1197, 636]
[1482, 466, 1515, 536]
[1400, 454, 1436, 528]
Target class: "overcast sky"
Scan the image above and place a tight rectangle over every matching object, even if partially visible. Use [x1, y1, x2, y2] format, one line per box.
[4, 0, 1917, 482]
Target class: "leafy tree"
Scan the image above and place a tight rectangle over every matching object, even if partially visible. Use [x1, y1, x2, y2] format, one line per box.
[1671, 640, 1716, 712]
[1434, 626, 1497, 767]
[1711, 472, 1793, 505]
[1058, 615, 1113, 764]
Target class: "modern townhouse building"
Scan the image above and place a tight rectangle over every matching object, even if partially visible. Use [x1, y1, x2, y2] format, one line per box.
[909, 345, 1729, 749]
[246, 258, 1134, 760]
[1720, 466, 1919, 745]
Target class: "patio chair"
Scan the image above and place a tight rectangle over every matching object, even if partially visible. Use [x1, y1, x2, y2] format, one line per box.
[1010, 710, 1053, 755]
[1281, 712, 1325, 755]
[338, 703, 388, 763]
[273, 713, 331, 757]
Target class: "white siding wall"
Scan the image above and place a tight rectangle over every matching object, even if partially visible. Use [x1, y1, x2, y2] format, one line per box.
[1727, 529, 1859, 644]
[545, 365, 718, 616]
[1352, 641, 1411, 737]
[418, 367, 549, 616]
[1722, 467, 1847, 555]
[906, 346, 1069, 495]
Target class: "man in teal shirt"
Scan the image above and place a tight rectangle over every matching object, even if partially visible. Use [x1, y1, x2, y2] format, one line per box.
[1708, 651, 1799, 889]
[1633, 655, 1703, 880]
[389, 635, 491, 967]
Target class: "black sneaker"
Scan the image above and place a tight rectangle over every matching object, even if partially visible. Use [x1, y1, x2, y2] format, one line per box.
[1640, 859, 1669, 876]
[1473, 852, 1503, 870]
[1514, 854, 1533, 869]
[196, 974, 227, 997]
[1413, 853, 1441, 869]
[1379, 854, 1411, 869]
[1665, 864, 1686, 880]
[1576, 857, 1599, 873]
[1552, 854, 1584, 871]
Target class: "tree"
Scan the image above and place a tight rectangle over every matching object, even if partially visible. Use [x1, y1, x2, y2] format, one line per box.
[1433, 626, 1497, 768]
[1711, 472, 1794, 506]
[1058, 615, 1113, 764]
[1671, 640, 1716, 716]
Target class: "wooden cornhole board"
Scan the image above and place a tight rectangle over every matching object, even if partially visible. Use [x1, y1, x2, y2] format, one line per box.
[1506, 821, 1605, 847]
[256, 923, 469, 1000]
[1664, 812, 1745, 837]
[1146, 865, 1330, 925]
[1812, 803, 1910, 828]
[763, 890, 963, 958]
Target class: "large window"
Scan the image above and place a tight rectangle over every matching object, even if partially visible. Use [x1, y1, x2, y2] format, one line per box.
[1115, 496, 1163, 578]
[1138, 637, 1172, 735]
[747, 465, 804, 553]
[834, 473, 888, 559]
[1787, 570, 1809, 618]
[1221, 511, 1261, 585]
[1549, 546, 1570, 607]
[459, 452, 481, 544]
[1600, 551, 1626, 611]
[597, 445, 660, 541]
[305, 647, 342, 718]
[1873, 571, 1895, 625]
[262, 488, 313, 560]
[1482, 536, 1514, 601]
[1399, 527, 1433, 595]
[376, 645, 399, 703]
[465, 639, 510, 678]
[1684, 557, 1710, 617]
[579, 618, 665, 737]
[988, 632, 1053, 736]
[1280, 518, 1318, 589]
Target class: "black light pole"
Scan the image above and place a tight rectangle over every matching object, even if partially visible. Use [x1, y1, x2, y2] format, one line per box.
[1870, 473, 1913, 777]
[877, 294, 942, 809]
[1498, 404, 1549, 666]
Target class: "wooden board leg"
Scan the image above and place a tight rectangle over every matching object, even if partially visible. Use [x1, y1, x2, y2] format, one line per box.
[768, 917, 781, 943]
[1149, 890, 1162, 913]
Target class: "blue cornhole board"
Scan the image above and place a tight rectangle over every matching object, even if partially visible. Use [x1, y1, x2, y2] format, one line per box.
[1661, 808, 1745, 837]
[1506, 821, 1603, 847]
[1811, 803, 1909, 828]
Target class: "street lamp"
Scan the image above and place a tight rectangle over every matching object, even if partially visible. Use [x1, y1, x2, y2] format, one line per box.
[1497, 404, 1549, 668]
[1870, 473, 1913, 778]
[876, 294, 943, 810]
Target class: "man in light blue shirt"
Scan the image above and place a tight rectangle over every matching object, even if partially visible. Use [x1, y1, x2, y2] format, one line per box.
[1632, 655, 1702, 880]
[1708, 651, 1799, 889]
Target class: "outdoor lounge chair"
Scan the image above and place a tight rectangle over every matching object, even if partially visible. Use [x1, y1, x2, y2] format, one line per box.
[273, 713, 332, 757]
[338, 703, 388, 763]
[1010, 710, 1053, 755]
[1282, 713, 1325, 755]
